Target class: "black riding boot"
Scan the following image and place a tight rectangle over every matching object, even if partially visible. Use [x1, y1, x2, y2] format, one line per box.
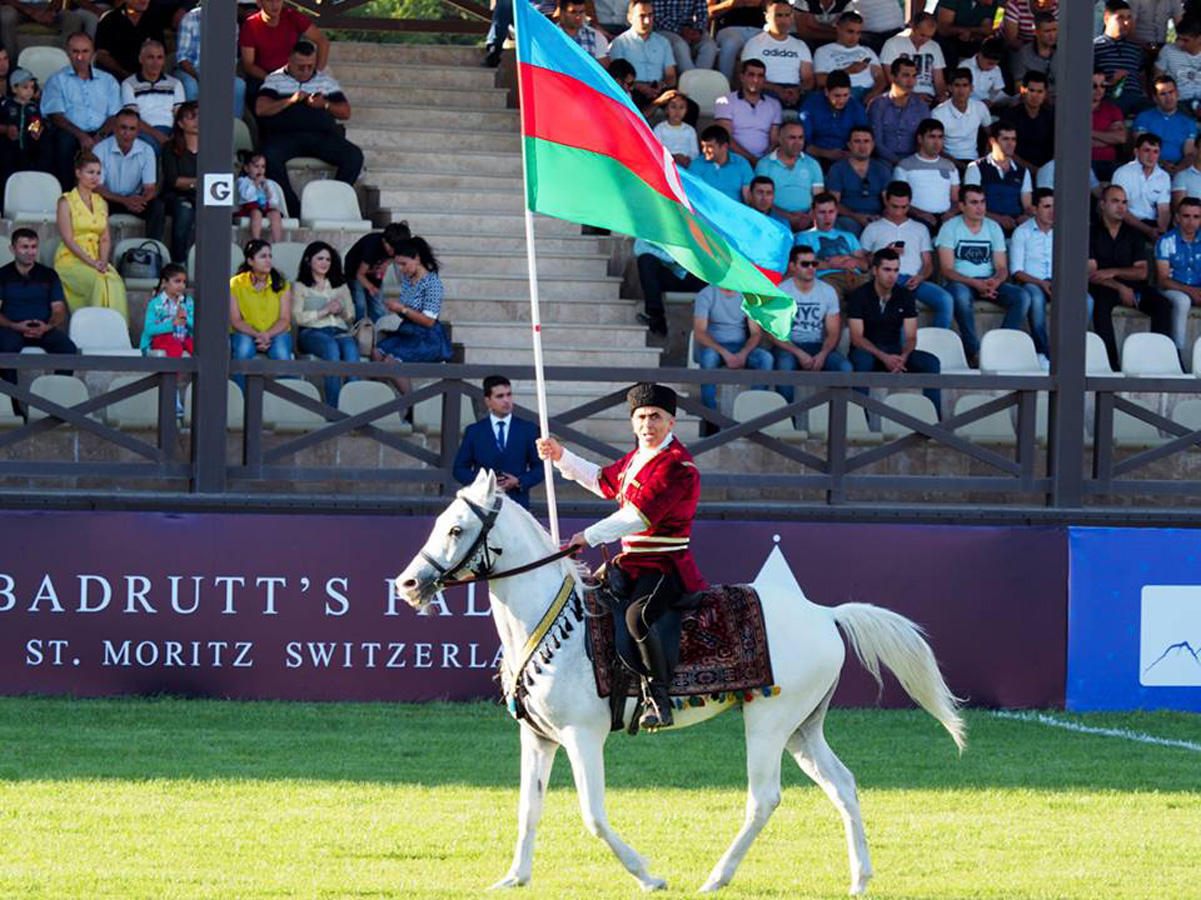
[636, 626, 674, 729]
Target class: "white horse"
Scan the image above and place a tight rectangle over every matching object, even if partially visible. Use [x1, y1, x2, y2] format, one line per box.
[396, 470, 966, 895]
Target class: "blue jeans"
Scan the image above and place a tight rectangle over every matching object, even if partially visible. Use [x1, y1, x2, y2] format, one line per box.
[349, 281, 387, 323]
[942, 281, 1029, 358]
[849, 345, 942, 418]
[178, 70, 246, 118]
[1015, 283, 1051, 357]
[167, 196, 194, 263]
[897, 274, 954, 330]
[298, 326, 358, 407]
[1015, 284, 1096, 359]
[772, 344, 851, 403]
[229, 332, 294, 390]
[695, 339, 773, 409]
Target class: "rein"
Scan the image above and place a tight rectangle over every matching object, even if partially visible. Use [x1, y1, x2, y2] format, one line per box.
[420, 495, 581, 588]
[439, 544, 580, 587]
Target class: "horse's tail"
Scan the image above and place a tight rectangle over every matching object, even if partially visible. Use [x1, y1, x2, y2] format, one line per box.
[829, 602, 967, 753]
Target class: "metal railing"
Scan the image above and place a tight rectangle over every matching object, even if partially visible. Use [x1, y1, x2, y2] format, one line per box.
[3, 356, 1200, 520]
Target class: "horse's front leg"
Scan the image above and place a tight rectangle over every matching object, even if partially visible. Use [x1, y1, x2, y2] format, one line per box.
[491, 724, 558, 890]
[560, 726, 666, 892]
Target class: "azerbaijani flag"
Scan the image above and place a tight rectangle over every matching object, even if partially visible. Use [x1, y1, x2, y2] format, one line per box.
[514, 0, 795, 338]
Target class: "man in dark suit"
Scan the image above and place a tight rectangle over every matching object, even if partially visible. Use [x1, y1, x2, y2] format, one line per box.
[453, 375, 544, 508]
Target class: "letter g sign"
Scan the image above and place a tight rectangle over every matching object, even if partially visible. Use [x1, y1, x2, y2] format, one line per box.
[203, 173, 234, 207]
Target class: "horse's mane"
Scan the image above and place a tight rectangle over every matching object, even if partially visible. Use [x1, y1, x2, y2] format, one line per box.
[489, 491, 592, 587]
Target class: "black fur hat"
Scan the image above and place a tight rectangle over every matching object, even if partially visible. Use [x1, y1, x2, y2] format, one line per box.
[627, 382, 677, 416]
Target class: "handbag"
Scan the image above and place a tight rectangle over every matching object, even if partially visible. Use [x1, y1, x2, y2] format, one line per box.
[374, 312, 403, 334]
[351, 317, 375, 357]
[118, 240, 163, 281]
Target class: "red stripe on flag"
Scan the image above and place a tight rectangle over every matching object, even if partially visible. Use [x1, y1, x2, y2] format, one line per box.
[519, 63, 680, 205]
[753, 262, 784, 285]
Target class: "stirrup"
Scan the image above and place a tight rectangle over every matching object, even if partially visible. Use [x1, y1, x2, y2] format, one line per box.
[638, 683, 673, 730]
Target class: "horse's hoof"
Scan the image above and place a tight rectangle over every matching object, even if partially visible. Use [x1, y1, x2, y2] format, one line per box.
[848, 877, 870, 896]
[488, 875, 527, 890]
[698, 878, 726, 893]
[639, 876, 667, 892]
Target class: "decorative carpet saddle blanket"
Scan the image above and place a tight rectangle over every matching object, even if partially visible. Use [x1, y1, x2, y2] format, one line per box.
[586, 583, 777, 705]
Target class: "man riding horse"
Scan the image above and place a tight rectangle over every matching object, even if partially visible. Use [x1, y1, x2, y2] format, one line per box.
[537, 382, 707, 729]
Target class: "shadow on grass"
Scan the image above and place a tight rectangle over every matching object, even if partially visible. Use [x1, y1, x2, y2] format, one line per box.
[0, 696, 1197, 793]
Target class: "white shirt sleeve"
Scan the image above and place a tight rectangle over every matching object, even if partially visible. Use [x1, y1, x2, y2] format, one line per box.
[583, 504, 647, 547]
[555, 447, 604, 497]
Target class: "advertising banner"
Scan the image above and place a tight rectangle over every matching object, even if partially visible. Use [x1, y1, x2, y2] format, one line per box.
[1068, 527, 1201, 712]
[0, 512, 1065, 707]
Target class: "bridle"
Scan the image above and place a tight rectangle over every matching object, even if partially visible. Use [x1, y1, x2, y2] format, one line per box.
[418, 494, 579, 590]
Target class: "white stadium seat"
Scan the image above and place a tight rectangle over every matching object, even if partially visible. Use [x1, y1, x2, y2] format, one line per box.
[337, 381, 412, 434]
[263, 378, 325, 433]
[916, 327, 976, 374]
[1121, 333, 1186, 377]
[183, 381, 244, 430]
[187, 243, 242, 279]
[104, 374, 162, 429]
[807, 401, 882, 443]
[979, 330, 1041, 375]
[267, 241, 308, 284]
[68, 307, 140, 357]
[678, 69, 731, 117]
[880, 393, 939, 439]
[732, 389, 804, 440]
[1086, 331, 1119, 376]
[952, 394, 1015, 445]
[4, 171, 61, 224]
[27, 374, 88, 422]
[299, 181, 371, 231]
[18, 46, 69, 86]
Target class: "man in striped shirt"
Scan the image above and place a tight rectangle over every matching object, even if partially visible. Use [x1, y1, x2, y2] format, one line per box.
[254, 40, 362, 216]
[1094, 0, 1151, 114]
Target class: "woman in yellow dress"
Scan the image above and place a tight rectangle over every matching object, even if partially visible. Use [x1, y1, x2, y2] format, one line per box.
[54, 150, 128, 321]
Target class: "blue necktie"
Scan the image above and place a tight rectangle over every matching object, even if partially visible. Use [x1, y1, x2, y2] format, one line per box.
[496, 420, 506, 451]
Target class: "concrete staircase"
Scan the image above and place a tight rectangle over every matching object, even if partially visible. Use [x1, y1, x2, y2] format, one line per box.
[327, 41, 664, 443]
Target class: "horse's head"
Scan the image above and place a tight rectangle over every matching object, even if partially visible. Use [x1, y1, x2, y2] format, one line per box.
[395, 469, 504, 611]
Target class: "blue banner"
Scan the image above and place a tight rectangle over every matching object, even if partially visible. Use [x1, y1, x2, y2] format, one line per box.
[1068, 527, 1201, 711]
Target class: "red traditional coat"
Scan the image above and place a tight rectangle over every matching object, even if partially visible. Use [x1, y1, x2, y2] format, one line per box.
[597, 438, 708, 592]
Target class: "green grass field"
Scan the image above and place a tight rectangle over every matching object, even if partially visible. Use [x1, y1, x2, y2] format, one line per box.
[0, 698, 1197, 899]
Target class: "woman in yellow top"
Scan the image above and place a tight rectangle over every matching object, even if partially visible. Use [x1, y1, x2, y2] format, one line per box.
[229, 239, 293, 388]
[54, 151, 128, 321]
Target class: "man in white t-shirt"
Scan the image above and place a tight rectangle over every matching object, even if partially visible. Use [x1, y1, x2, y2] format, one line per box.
[741, 0, 813, 109]
[860, 179, 959, 331]
[851, 0, 906, 52]
[933, 66, 990, 162]
[769, 245, 851, 402]
[961, 37, 1008, 107]
[1156, 17, 1201, 115]
[892, 118, 961, 228]
[880, 11, 946, 100]
[814, 11, 886, 104]
[1112, 132, 1173, 241]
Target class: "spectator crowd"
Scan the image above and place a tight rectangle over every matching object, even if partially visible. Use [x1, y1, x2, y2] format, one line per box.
[6, 0, 1201, 431]
[582, 0, 1201, 421]
[0, 0, 400, 418]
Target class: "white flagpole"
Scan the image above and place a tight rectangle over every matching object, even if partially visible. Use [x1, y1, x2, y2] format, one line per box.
[514, 7, 561, 547]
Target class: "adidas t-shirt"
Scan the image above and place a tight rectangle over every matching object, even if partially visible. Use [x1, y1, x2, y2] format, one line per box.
[741, 31, 813, 85]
